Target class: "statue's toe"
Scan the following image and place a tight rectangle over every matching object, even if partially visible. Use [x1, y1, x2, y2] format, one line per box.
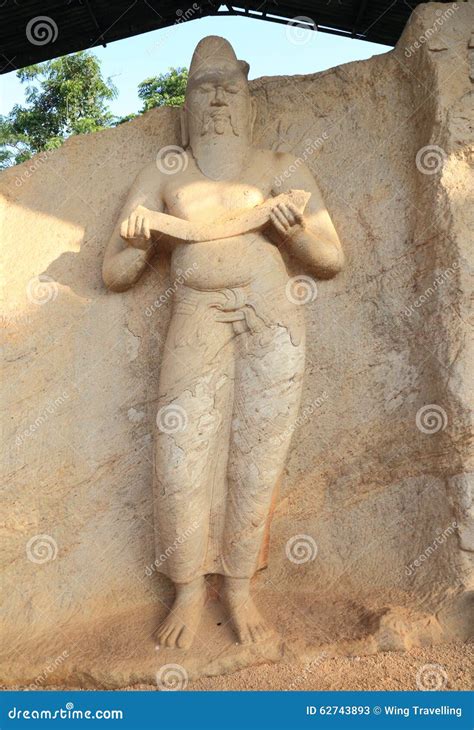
[165, 625, 182, 648]
[154, 619, 173, 645]
[177, 626, 194, 649]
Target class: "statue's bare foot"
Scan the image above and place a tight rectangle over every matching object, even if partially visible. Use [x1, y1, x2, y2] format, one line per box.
[224, 577, 273, 644]
[154, 577, 206, 650]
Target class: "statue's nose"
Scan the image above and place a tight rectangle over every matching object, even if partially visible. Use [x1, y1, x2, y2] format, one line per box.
[211, 87, 227, 106]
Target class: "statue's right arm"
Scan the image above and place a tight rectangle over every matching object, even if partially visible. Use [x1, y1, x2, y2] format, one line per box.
[102, 164, 163, 292]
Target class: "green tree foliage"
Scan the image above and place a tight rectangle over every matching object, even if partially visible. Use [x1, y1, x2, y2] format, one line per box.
[138, 67, 188, 112]
[0, 52, 117, 167]
[0, 57, 189, 168]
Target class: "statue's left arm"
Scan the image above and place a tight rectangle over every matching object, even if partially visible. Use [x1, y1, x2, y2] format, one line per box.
[102, 163, 162, 292]
[269, 159, 344, 279]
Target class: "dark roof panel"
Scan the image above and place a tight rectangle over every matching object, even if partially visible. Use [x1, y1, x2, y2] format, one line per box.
[0, 0, 454, 75]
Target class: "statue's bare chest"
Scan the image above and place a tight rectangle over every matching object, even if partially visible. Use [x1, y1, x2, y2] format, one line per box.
[163, 169, 267, 224]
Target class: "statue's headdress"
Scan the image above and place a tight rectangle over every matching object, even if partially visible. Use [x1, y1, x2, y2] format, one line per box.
[187, 36, 250, 86]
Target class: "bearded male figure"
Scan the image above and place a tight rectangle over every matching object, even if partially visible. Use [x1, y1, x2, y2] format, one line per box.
[103, 36, 343, 649]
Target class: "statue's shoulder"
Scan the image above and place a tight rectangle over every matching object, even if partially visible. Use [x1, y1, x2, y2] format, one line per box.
[135, 161, 160, 183]
[130, 160, 170, 193]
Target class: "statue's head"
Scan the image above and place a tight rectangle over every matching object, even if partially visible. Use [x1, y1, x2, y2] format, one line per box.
[182, 36, 256, 147]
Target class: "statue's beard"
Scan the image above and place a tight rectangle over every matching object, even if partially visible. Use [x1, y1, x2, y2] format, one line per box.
[188, 108, 250, 179]
[200, 110, 240, 137]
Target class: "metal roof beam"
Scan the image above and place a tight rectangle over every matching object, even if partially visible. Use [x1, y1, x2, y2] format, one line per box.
[84, 0, 107, 47]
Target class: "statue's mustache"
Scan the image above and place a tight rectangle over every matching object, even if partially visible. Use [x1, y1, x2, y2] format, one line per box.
[200, 110, 240, 137]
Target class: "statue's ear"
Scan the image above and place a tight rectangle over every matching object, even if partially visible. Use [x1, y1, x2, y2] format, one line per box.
[180, 107, 189, 148]
[249, 96, 257, 140]
[238, 59, 250, 78]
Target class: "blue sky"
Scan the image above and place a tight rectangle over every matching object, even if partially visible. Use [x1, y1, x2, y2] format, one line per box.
[0, 15, 391, 117]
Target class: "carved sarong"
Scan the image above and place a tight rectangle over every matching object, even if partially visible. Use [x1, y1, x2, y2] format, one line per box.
[153, 283, 306, 581]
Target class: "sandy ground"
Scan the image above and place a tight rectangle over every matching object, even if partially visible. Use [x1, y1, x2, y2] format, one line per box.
[3, 644, 471, 692]
[121, 643, 472, 691]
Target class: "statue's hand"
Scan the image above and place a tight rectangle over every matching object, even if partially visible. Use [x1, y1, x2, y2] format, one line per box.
[120, 207, 152, 251]
[268, 201, 305, 243]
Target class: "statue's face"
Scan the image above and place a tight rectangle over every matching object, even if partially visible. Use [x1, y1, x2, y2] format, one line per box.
[185, 66, 251, 142]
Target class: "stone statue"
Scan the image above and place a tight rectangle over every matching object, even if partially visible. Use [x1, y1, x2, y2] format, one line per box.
[102, 36, 344, 650]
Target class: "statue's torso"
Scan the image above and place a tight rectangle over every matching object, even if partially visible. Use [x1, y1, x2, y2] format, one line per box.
[161, 149, 289, 292]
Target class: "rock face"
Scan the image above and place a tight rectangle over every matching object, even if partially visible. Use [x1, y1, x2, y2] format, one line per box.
[1, 3, 472, 688]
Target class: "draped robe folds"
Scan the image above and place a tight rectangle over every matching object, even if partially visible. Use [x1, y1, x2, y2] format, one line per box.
[153, 281, 306, 581]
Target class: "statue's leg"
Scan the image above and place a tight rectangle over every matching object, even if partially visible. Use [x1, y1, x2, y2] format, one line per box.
[153, 306, 235, 649]
[222, 323, 305, 643]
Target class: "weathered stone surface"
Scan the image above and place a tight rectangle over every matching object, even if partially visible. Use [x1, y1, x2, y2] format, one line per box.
[1, 2, 472, 688]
